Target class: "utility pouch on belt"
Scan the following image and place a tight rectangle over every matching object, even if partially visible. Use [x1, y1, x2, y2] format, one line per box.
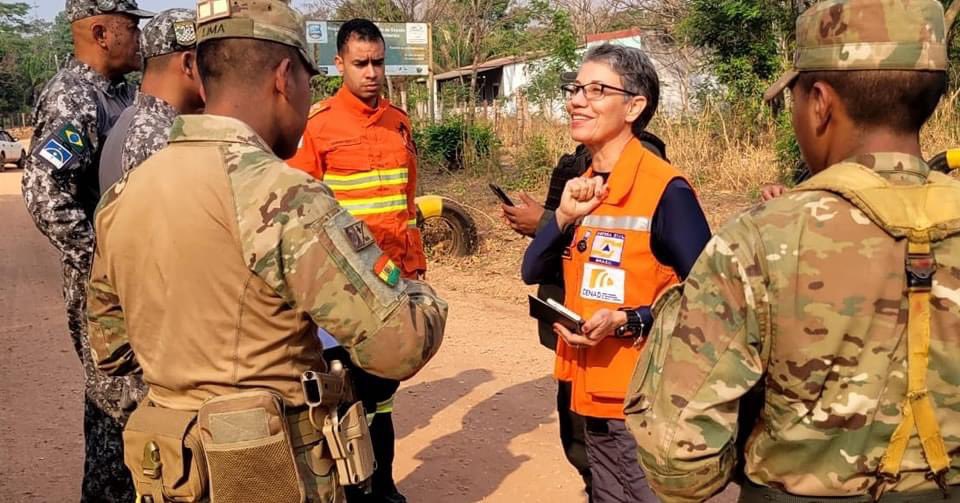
[122, 404, 208, 502]
[322, 401, 376, 485]
[197, 390, 305, 503]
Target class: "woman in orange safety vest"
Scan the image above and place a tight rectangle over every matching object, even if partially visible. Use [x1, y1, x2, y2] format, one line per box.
[522, 44, 711, 503]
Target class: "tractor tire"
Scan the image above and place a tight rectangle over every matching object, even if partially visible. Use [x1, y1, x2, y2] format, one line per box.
[17, 150, 25, 170]
[928, 149, 959, 175]
[415, 195, 478, 257]
[0, 152, 6, 173]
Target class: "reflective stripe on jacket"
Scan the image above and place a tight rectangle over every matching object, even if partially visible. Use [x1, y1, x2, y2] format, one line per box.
[286, 87, 426, 278]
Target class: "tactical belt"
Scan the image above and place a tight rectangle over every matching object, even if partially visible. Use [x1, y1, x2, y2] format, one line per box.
[740, 481, 960, 502]
[286, 406, 322, 449]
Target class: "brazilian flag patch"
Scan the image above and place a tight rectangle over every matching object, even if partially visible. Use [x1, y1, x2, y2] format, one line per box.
[56, 124, 87, 154]
[373, 254, 401, 287]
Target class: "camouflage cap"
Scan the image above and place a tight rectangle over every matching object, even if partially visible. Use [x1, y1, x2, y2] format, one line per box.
[764, 0, 948, 102]
[141, 9, 197, 60]
[195, 0, 320, 76]
[66, 0, 155, 23]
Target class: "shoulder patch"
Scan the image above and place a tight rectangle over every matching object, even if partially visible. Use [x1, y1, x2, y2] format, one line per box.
[308, 100, 331, 119]
[56, 123, 88, 154]
[38, 138, 75, 170]
[373, 254, 401, 287]
[344, 220, 375, 251]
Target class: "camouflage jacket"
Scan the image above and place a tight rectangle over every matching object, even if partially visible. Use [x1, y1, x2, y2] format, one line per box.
[122, 93, 177, 174]
[87, 114, 448, 411]
[99, 93, 178, 192]
[22, 57, 134, 272]
[627, 153, 960, 501]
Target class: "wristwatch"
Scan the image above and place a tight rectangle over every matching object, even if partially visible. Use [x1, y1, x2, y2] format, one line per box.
[615, 309, 645, 338]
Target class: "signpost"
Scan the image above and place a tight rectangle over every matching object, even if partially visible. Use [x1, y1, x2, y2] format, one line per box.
[305, 20, 435, 120]
[304, 20, 431, 77]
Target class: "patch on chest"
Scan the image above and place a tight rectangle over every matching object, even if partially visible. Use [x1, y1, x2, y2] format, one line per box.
[344, 220, 375, 251]
[580, 263, 625, 304]
[589, 231, 625, 266]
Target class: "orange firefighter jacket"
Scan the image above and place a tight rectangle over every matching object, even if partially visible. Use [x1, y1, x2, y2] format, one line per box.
[557, 138, 684, 419]
[287, 87, 426, 278]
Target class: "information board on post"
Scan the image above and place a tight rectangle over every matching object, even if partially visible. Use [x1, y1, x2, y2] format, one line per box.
[304, 20, 432, 77]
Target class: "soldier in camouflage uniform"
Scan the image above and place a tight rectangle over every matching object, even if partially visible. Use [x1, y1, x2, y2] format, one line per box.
[99, 8, 204, 192]
[625, 0, 960, 502]
[86, 1, 447, 501]
[20, 0, 153, 500]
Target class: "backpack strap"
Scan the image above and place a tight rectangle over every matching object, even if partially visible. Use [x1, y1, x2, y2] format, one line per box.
[794, 162, 960, 499]
[795, 163, 960, 242]
[871, 238, 951, 500]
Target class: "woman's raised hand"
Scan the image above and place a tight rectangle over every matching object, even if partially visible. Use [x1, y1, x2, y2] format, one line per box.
[556, 176, 608, 229]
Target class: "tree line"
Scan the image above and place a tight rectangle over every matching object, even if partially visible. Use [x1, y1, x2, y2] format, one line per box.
[0, 3, 72, 119]
[2, 0, 956, 119]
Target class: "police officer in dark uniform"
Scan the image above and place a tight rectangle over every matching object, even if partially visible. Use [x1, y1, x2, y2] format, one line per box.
[21, 0, 153, 499]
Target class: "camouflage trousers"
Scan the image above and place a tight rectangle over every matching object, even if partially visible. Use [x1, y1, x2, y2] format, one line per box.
[62, 264, 146, 501]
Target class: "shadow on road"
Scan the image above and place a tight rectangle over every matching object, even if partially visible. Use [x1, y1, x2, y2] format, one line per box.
[395, 368, 495, 440]
[399, 374, 556, 502]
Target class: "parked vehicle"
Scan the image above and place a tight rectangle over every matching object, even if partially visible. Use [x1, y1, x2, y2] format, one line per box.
[0, 130, 26, 172]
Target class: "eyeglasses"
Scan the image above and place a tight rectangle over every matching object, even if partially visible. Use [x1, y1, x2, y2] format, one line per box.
[560, 82, 637, 101]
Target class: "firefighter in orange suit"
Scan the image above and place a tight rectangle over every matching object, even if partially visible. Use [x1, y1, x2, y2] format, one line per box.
[286, 19, 420, 503]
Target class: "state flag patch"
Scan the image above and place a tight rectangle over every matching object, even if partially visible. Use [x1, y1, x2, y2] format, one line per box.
[38, 138, 74, 170]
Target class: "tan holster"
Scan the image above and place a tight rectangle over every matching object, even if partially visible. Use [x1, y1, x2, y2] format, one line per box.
[302, 362, 376, 488]
[197, 390, 305, 503]
[122, 403, 208, 502]
[320, 402, 376, 486]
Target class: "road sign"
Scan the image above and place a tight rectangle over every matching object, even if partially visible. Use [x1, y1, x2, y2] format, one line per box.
[305, 21, 431, 77]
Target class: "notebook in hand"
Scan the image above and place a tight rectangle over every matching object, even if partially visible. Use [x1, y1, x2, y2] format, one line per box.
[528, 295, 583, 334]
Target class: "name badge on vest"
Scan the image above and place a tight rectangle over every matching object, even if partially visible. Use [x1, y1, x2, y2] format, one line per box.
[589, 231, 625, 267]
[580, 263, 625, 304]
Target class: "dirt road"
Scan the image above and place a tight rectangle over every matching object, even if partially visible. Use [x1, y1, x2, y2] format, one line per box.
[0, 169, 737, 502]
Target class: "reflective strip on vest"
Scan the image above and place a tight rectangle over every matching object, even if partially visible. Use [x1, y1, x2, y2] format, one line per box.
[407, 218, 417, 227]
[339, 194, 407, 216]
[582, 215, 651, 232]
[324, 168, 408, 192]
[375, 396, 394, 414]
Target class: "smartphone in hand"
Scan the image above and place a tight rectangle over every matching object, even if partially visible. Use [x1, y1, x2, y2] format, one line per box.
[489, 183, 515, 206]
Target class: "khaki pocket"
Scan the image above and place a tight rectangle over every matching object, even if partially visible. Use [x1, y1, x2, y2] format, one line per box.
[123, 404, 207, 502]
[198, 391, 304, 503]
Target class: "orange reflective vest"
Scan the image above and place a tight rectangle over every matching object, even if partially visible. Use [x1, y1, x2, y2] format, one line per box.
[557, 138, 684, 419]
[286, 87, 426, 278]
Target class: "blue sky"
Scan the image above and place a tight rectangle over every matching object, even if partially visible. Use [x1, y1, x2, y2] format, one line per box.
[28, 0, 310, 21]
